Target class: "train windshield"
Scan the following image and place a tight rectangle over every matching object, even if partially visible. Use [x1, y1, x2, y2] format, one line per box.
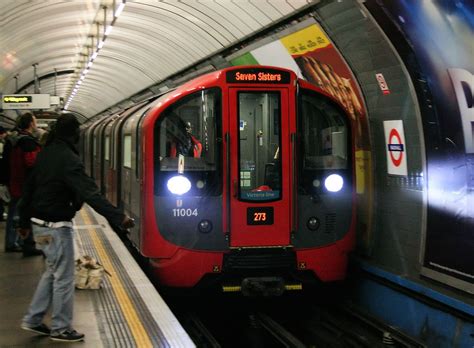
[154, 88, 222, 196]
[238, 92, 281, 201]
[298, 89, 350, 191]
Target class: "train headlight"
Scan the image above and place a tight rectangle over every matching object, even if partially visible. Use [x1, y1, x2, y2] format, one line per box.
[198, 219, 213, 233]
[167, 175, 191, 195]
[324, 174, 343, 192]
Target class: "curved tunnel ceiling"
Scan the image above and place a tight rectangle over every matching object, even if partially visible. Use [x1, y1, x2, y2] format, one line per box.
[0, 0, 313, 120]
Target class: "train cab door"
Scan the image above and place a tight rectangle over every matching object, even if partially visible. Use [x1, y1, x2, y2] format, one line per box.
[228, 88, 291, 247]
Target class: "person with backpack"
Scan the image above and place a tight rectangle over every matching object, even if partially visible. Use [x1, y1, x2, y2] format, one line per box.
[4, 113, 42, 255]
[0, 125, 9, 221]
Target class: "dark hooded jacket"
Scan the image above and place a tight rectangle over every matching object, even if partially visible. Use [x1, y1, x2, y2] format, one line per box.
[18, 118, 124, 228]
[1, 130, 41, 196]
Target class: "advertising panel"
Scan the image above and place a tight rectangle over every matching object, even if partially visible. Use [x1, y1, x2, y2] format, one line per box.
[367, 0, 473, 291]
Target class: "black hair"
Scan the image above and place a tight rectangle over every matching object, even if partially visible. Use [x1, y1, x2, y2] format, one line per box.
[50, 113, 80, 146]
[16, 112, 34, 130]
[56, 113, 80, 138]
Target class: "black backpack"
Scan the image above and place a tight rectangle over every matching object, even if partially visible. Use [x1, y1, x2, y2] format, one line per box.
[0, 132, 28, 185]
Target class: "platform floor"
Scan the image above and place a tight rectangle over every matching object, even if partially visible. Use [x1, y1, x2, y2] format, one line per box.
[0, 205, 195, 347]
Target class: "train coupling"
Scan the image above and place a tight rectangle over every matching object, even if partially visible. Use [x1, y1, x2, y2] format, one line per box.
[222, 277, 302, 296]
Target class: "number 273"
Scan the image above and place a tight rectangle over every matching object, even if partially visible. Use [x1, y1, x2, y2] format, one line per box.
[253, 212, 266, 221]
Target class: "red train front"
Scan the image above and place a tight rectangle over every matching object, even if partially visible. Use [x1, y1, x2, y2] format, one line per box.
[84, 65, 356, 294]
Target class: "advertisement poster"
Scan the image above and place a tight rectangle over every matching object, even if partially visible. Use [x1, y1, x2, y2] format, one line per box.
[230, 22, 373, 251]
[368, 0, 473, 291]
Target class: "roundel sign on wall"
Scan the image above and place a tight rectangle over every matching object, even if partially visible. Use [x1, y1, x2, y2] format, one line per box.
[383, 120, 408, 176]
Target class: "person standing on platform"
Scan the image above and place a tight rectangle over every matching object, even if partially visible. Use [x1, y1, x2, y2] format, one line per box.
[4, 113, 42, 255]
[17, 113, 134, 342]
[0, 125, 9, 222]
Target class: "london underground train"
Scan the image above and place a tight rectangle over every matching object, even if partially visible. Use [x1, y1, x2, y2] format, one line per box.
[82, 65, 355, 294]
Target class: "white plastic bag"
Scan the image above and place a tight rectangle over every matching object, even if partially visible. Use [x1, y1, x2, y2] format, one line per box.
[75, 255, 110, 289]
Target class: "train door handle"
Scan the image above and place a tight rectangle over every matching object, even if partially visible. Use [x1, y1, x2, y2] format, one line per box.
[257, 130, 264, 146]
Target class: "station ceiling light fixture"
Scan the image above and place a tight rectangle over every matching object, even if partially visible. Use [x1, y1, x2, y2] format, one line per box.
[65, 0, 126, 110]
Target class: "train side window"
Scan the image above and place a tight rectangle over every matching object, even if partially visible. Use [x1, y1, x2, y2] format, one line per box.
[111, 126, 115, 170]
[154, 88, 222, 196]
[104, 136, 110, 161]
[112, 120, 123, 171]
[93, 136, 98, 158]
[123, 134, 132, 168]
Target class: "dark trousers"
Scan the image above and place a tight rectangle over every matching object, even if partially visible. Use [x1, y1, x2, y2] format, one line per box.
[5, 198, 35, 251]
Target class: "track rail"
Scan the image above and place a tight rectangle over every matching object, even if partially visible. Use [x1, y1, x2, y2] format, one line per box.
[170, 293, 425, 348]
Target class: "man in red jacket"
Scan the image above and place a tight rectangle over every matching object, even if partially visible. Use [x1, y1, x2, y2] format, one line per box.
[0, 125, 8, 221]
[4, 113, 42, 255]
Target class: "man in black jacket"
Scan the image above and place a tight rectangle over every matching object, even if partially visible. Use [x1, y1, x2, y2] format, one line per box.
[17, 113, 134, 342]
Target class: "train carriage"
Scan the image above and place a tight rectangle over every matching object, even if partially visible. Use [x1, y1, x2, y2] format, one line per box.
[83, 65, 355, 294]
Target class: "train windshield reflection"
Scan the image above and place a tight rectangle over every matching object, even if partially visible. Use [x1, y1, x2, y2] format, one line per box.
[154, 88, 222, 196]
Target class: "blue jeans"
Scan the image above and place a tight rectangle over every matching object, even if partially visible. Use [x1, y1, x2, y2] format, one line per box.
[5, 198, 19, 250]
[23, 225, 75, 334]
[4, 198, 36, 251]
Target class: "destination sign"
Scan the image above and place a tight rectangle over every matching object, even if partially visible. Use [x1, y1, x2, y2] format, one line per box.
[2, 94, 51, 110]
[226, 68, 291, 84]
[3, 95, 32, 103]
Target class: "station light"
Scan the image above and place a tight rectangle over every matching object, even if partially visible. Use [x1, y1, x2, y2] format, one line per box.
[324, 174, 344, 192]
[65, 1, 126, 110]
[105, 25, 113, 36]
[115, 2, 125, 17]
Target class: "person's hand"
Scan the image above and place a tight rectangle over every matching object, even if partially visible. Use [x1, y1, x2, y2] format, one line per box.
[17, 228, 31, 240]
[121, 216, 135, 229]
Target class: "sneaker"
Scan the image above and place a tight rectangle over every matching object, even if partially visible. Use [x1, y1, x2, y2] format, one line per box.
[5, 246, 23, 253]
[21, 323, 51, 336]
[23, 248, 44, 257]
[50, 329, 84, 342]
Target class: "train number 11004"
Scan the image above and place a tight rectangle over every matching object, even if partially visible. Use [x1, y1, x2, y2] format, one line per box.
[172, 208, 198, 217]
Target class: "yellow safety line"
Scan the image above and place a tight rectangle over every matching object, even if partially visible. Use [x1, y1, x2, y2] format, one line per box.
[80, 209, 153, 348]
